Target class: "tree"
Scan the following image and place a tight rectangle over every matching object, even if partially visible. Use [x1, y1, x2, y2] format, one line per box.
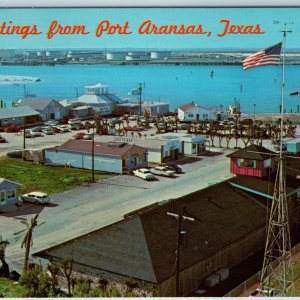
[0, 235, 9, 277]
[60, 259, 74, 296]
[16, 214, 44, 274]
[93, 112, 103, 135]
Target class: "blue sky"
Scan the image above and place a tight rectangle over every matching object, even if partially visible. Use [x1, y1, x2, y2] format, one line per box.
[0, 7, 298, 49]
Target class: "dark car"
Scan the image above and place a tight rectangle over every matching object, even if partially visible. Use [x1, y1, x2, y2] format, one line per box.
[161, 163, 182, 174]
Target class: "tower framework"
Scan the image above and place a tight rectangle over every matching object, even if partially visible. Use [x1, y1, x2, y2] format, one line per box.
[259, 24, 295, 297]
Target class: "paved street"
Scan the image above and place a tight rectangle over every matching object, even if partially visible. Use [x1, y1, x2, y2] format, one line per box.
[0, 149, 232, 272]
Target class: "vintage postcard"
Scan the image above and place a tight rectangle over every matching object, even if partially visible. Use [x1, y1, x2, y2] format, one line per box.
[0, 7, 299, 297]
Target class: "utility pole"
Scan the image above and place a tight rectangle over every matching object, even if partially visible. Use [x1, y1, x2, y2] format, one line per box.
[167, 210, 194, 297]
[91, 131, 95, 183]
[23, 117, 26, 156]
[138, 83, 143, 117]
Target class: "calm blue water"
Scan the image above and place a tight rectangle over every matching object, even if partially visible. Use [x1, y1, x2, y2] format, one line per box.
[0, 64, 299, 114]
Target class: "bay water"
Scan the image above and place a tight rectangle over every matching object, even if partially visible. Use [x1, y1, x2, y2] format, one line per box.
[0, 64, 300, 114]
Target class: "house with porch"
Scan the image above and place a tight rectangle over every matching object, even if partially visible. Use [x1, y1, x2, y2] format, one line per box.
[227, 144, 275, 178]
[0, 178, 20, 212]
[177, 102, 225, 122]
[0, 106, 40, 127]
[44, 139, 147, 174]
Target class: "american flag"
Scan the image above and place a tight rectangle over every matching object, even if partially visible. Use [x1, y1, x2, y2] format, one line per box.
[242, 42, 282, 70]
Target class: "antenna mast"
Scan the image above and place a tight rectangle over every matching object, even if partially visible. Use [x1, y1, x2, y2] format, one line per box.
[259, 23, 295, 297]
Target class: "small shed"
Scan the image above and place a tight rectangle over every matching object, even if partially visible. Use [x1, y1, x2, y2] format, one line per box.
[0, 178, 20, 212]
[287, 138, 300, 154]
[227, 145, 276, 178]
[157, 133, 206, 155]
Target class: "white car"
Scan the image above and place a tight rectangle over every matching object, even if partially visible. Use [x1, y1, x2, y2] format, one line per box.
[20, 192, 50, 204]
[133, 168, 155, 180]
[150, 166, 175, 177]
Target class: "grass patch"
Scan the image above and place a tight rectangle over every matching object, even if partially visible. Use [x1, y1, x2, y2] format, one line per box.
[0, 157, 112, 194]
[0, 278, 26, 297]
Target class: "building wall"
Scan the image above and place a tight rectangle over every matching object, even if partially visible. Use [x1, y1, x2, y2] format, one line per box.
[147, 148, 162, 163]
[40, 100, 64, 121]
[230, 158, 274, 178]
[45, 150, 122, 173]
[153, 225, 266, 297]
[123, 146, 148, 171]
[178, 107, 218, 122]
[0, 181, 19, 212]
[0, 116, 24, 126]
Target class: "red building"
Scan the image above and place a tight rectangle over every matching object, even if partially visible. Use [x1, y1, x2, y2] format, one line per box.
[227, 145, 275, 178]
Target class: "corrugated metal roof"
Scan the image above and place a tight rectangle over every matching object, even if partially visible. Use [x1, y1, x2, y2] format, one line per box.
[18, 97, 62, 111]
[0, 106, 40, 119]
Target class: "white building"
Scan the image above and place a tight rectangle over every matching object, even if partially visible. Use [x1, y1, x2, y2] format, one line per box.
[142, 101, 169, 116]
[115, 135, 184, 163]
[157, 133, 206, 155]
[177, 102, 225, 122]
[77, 83, 123, 116]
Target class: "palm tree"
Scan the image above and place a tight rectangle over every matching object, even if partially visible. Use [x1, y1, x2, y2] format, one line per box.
[15, 214, 44, 274]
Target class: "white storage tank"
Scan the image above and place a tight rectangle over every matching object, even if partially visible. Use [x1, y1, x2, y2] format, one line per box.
[106, 52, 126, 61]
[151, 51, 171, 59]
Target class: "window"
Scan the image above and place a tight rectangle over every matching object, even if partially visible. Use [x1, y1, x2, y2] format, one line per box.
[0, 191, 5, 202]
[188, 114, 193, 118]
[7, 190, 16, 199]
[237, 158, 256, 168]
[203, 114, 209, 119]
[264, 158, 272, 168]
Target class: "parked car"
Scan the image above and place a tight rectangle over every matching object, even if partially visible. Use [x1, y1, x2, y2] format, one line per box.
[128, 115, 138, 120]
[82, 134, 93, 140]
[7, 150, 23, 158]
[68, 118, 81, 125]
[73, 132, 86, 139]
[58, 125, 70, 132]
[133, 168, 155, 180]
[108, 118, 122, 125]
[4, 125, 19, 133]
[150, 166, 175, 177]
[161, 163, 182, 174]
[20, 191, 50, 204]
[24, 129, 34, 138]
[30, 126, 43, 132]
[0, 135, 7, 143]
[45, 120, 59, 126]
[42, 127, 55, 135]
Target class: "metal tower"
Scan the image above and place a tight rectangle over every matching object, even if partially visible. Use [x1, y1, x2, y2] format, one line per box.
[259, 24, 295, 297]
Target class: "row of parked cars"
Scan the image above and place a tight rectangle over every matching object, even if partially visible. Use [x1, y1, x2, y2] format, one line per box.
[132, 163, 182, 180]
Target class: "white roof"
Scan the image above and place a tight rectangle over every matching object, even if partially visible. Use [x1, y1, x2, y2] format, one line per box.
[85, 83, 108, 89]
[77, 94, 111, 104]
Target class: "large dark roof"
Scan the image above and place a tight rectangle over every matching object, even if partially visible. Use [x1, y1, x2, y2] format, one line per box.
[49, 139, 145, 157]
[34, 181, 267, 284]
[227, 144, 275, 161]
